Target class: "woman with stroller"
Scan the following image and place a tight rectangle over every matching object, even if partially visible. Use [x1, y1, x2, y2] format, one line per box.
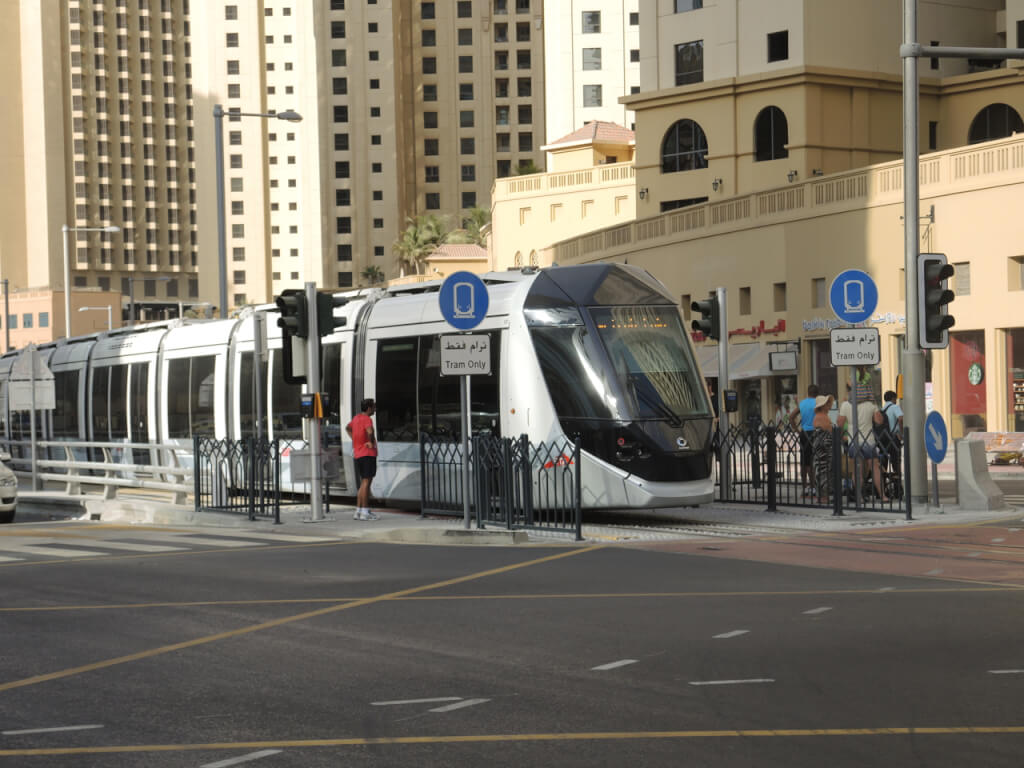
[811, 394, 835, 503]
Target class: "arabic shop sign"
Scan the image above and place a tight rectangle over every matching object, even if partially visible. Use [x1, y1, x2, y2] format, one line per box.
[829, 327, 880, 366]
[802, 312, 906, 333]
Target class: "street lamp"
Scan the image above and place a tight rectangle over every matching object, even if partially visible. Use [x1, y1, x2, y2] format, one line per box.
[127, 276, 171, 326]
[213, 105, 302, 320]
[78, 305, 112, 331]
[62, 224, 120, 338]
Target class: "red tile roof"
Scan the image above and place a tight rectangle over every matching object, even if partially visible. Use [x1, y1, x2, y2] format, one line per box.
[546, 121, 635, 148]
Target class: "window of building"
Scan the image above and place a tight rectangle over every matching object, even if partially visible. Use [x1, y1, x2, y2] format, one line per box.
[373, 190, 383, 200]
[929, 121, 938, 150]
[332, 49, 347, 66]
[496, 78, 509, 97]
[497, 133, 511, 152]
[582, 48, 601, 70]
[496, 105, 510, 125]
[22, 313, 33, 329]
[518, 132, 533, 152]
[421, 1, 435, 19]
[629, 11, 639, 25]
[369, 50, 379, 61]
[462, 164, 476, 182]
[370, 78, 380, 89]
[375, 246, 385, 257]
[335, 133, 349, 150]
[661, 119, 708, 173]
[423, 56, 437, 74]
[424, 85, 438, 101]
[461, 137, 476, 154]
[372, 162, 382, 172]
[968, 103, 1024, 144]
[497, 160, 512, 177]
[425, 138, 439, 155]
[373, 218, 384, 229]
[333, 77, 348, 95]
[425, 166, 440, 183]
[226, 32, 238, 47]
[422, 29, 436, 46]
[517, 49, 531, 68]
[516, 22, 530, 41]
[630, 49, 640, 63]
[336, 189, 351, 206]
[337, 217, 352, 234]
[227, 60, 240, 75]
[812, 277, 826, 308]
[424, 111, 438, 129]
[495, 51, 509, 70]
[754, 106, 789, 161]
[426, 193, 440, 209]
[767, 30, 788, 62]
[1009, 256, 1024, 291]
[462, 191, 477, 208]
[460, 83, 474, 100]
[339, 272, 353, 288]
[582, 11, 600, 33]
[331, 20, 346, 38]
[458, 55, 473, 73]
[371, 107, 381, 117]
[458, 1, 472, 17]
[1018, 19, 1024, 47]
[675, 0, 702, 10]
[583, 84, 602, 107]
[773, 282, 787, 312]
[369, 22, 378, 32]
[458, 28, 473, 45]
[338, 244, 352, 261]
[334, 105, 349, 122]
[495, 23, 509, 43]
[739, 287, 751, 315]
[517, 78, 532, 97]
[335, 160, 350, 178]
[460, 110, 474, 127]
[675, 40, 703, 85]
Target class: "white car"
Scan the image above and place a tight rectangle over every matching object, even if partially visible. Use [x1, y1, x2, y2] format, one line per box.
[0, 453, 17, 524]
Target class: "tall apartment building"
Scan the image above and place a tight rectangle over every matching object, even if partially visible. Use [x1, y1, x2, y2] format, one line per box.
[628, 0, 1024, 212]
[2, 0, 197, 336]
[542, 0, 640, 143]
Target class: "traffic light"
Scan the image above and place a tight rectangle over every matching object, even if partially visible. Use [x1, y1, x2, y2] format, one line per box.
[275, 289, 308, 385]
[315, 292, 348, 338]
[918, 253, 955, 349]
[691, 296, 720, 340]
[275, 288, 309, 339]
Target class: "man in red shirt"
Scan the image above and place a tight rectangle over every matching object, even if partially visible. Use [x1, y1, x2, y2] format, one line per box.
[345, 398, 378, 520]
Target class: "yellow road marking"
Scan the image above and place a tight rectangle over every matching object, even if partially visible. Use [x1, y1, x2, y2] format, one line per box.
[0, 545, 601, 693]
[2, 726, 1024, 756]
[1, 584, 1020, 614]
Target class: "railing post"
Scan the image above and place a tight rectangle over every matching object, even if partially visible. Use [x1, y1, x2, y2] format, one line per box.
[193, 435, 201, 514]
[832, 425, 844, 517]
[521, 434, 533, 527]
[573, 435, 582, 541]
[247, 437, 256, 521]
[903, 426, 913, 521]
[765, 425, 777, 511]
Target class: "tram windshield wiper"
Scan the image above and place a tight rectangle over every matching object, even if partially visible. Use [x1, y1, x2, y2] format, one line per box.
[628, 373, 683, 427]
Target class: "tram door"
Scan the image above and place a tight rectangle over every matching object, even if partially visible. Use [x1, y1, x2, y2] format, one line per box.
[90, 363, 152, 465]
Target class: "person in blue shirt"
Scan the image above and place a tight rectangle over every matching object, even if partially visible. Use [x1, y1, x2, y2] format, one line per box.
[789, 384, 820, 493]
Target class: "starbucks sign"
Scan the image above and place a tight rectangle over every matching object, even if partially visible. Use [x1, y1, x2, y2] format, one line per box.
[967, 362, 984, 386]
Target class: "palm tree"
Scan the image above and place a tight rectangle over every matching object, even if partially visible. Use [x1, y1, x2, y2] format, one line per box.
[514, 160, 542, 176]
[459, 207, 490, 247]
[393, 214, 449, 276]
[361, 265, 386, 285]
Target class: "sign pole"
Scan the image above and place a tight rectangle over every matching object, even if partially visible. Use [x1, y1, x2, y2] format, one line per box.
[305, 282, 323, 522]
[29, 349, 37, 491]
[461, 375, 471, 529]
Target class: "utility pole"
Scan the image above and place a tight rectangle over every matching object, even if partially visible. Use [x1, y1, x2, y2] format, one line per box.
[899, 0, 1024, 502]
[305, 282, 323, 522]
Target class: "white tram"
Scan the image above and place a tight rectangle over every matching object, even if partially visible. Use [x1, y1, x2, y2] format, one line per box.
[0, 264, 715, 510]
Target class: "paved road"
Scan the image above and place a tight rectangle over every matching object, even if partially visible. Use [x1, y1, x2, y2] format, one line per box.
[2, 519, 1024, 766]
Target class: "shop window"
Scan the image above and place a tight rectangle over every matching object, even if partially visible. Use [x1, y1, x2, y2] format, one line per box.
[950, 331, 987, 437]
[773, 282, 787, 311]
[1008, 329, 1024, 431]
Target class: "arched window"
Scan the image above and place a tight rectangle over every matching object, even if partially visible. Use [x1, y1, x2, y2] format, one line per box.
[514, 251, 523, 267]
[661, 119, 708, 173]
[968, 103, 1024, 144]
[754, 106, 789, 161]
[529, 250, 538, 266]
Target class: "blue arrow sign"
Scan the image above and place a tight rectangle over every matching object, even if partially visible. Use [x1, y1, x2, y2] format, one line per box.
[829, 269, 878, 324]
[924, 410, 948, 464]
[439, 271, 489, 331]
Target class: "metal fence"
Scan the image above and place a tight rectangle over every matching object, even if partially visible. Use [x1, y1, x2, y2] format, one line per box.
[193, 436, 282, 521]
[420, 433, 583, 539]
[716, 420, 910, 517]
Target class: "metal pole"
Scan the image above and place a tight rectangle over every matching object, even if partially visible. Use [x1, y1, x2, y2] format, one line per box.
[902, 0, 928, 503]
[3, 279, 9, 351]
[29, 348, 37, 491]
[461, 374, 471, 529]
[214, 104, 228, 320]
[931, 459, 940, 508]
[253, 312, 266, 442]
[105, 305, 111, 330]
[62, 225, 71, 338]
[716, 286, 730, 499]
[129, 280, 135, 327]
[305, 282, 323, 521]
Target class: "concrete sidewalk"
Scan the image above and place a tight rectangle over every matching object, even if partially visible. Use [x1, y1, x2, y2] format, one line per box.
[15, 490, 1022, 545]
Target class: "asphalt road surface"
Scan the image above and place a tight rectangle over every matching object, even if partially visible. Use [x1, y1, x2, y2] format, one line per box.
[1, 518, 1024, 767]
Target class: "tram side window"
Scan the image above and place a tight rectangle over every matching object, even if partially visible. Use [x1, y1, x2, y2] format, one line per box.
[53, 371, 80, 438]
[130, 363, 149, 439]
[376, 339, 418, 441]
[238, 352, 268, 438]
[91, 367, 110, 439]
[271, 351, 303, 439]
[321, 343, 342, 432]
[167, 356, 217, 438]
[418, 333, 501, 438]
[109, 365, 128, 439]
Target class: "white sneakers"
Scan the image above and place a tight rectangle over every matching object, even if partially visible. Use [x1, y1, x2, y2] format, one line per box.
[353, 508, 379, 521]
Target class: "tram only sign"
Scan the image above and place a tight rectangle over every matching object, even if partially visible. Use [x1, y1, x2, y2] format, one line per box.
[829, 327, 880, 367]
[440, 334, 491, 376]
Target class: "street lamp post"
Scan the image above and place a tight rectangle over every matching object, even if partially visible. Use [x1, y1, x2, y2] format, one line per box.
[213, 105, 302, 320]
[62, 224, 120, 338]
[78, 305, 112, 331]
[128, 276, 171, 326]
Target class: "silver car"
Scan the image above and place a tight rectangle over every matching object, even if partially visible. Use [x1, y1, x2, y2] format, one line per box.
[0, 453, 17, 524]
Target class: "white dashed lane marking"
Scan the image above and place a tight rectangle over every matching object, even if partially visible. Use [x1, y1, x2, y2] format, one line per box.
[989, 669, 1024, 675]
[803, 607, 832, 615]
[713, 630, 750, 639]
[689, 678, 775, 687]
[591, 659, 639, 671]
[428, 698, 490, 713]
[372, 697, 462, 706]
[200, 750, 282, 768]
[2, 724, 104, 735]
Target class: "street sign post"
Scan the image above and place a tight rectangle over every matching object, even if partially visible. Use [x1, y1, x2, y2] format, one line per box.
[829, 269, 879, 325]
[829, 327, 880, 367]
[439, 273, 491, 529]
[924, 410, 948, 507]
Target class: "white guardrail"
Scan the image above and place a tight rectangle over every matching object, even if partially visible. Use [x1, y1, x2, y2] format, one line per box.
[1, 439, 192, 505]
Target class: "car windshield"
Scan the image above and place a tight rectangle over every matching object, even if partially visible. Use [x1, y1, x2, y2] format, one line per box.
[591, 305, 710, 421]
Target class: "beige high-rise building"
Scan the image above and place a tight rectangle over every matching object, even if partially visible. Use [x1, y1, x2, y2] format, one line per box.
[2, 0, 197, 340]
[1, 0, 550, 342]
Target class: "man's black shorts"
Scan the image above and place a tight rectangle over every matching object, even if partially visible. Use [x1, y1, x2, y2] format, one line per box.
[355, 456, 377, 480]
[799, 430, 814, 468]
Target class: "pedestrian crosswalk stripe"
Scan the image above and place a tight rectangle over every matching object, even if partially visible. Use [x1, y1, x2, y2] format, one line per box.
[197, 531, 335, 544]
[127, 533, 263, 548]
[68, 540, 186, 553]
[0, 543, 106, 558]
[0, 555, 23, 563]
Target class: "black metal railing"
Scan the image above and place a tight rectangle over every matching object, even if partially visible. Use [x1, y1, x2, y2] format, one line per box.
[420, 433, 582, 539]
[193, 436, 282, 521]
[716, 420, 907, 515]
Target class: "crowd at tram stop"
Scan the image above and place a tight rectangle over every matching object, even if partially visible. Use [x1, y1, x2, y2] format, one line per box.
[781, 370, 904, 505]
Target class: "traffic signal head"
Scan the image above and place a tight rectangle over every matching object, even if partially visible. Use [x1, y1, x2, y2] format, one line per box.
[691, 296, 720, 340]
[918, 253, 955, 349]
[315, 291, 348, 338]
[275, 288, 309, 339]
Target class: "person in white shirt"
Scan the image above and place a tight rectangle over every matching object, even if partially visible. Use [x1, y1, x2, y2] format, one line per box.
[836, 386, 889, 502]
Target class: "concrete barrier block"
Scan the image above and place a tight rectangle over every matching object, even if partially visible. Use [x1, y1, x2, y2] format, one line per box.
[956, 440, 1006, 511]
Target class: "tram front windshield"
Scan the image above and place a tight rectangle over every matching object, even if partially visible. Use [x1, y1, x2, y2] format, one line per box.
[591, 306, 708, 422]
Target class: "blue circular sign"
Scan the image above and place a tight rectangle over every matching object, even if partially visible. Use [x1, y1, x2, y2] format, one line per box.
[924, 410, 948, 464]
[829, 269, 878, 324]
[439, 271, 489, 330]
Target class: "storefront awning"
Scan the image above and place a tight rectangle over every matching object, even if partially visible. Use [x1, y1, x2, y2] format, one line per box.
[696, 342, 778, 380]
